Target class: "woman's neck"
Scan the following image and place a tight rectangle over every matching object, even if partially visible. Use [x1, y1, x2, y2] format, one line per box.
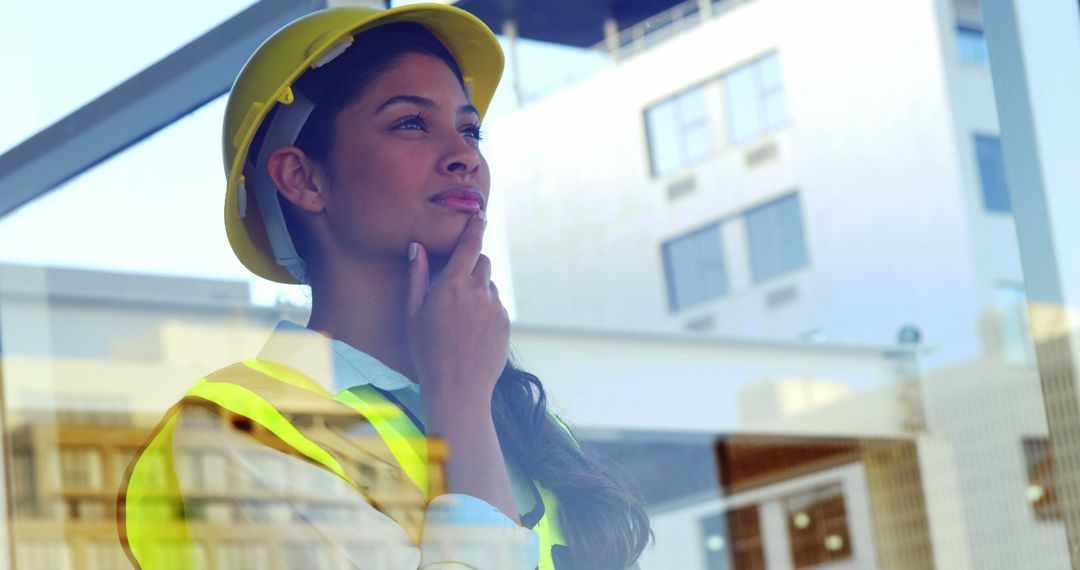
[305, 255, 420, 381]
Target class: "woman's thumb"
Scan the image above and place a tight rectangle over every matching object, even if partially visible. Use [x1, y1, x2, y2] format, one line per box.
[405, 242, 429, 318]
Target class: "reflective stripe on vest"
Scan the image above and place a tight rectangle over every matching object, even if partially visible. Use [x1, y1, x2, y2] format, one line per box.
[120, 359, 569, 569]
[119, 405, 192, 570]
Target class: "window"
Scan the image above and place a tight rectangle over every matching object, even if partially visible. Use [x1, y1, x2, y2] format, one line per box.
[975, 134, 1011, 212]
[992, 283, 1035, 366]
[725, 52, 789, 143]
[220, 543, 269, 569]
[241, 451, 289, 490]
[88, 540, 129, 570]
[15, 540, 71, 570]
[70, 498, 107, 521]
[285, 542, 335, 570]
[645, 86, 713, 176]
[177, 450, 228, 491]
[785, 484, 853, 568]
[745, 193, 809, 283]
[112, 448, 138, 489]
[1023, 437, 1060, 521]
[662, 224, 729, 311]
[700, 505, 766, 570]
[346, 543, 391, 569]
[58, 446, 103, 489]
[957, 25, 990, 64]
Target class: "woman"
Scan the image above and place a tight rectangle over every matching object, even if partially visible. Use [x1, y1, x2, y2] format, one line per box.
[120, 5, 651, 569]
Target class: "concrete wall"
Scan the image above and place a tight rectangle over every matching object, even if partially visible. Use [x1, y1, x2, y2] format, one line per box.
[509, 323, 908, 432]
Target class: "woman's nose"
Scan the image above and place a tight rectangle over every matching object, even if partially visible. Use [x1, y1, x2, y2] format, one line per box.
[440, 133, 481, 176]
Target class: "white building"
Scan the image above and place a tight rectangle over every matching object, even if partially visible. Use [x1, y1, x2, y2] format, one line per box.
[488, 0, 1025, 371]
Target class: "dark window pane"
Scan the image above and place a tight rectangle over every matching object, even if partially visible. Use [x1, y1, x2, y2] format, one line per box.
[1023, 437, 1060, 521]
[663, 224, 728, 311]
[975, 134, 1011, 212]
[745, 193, 809, 283]
[726, 505, 766, 570]
[701, 511, 731, 570]
[785, 484, 853, 568]
[957, 26, 990, 64]
[700, 505, 765, 570]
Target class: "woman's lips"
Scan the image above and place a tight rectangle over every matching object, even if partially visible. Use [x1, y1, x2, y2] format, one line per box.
[429, 188, 485, 213]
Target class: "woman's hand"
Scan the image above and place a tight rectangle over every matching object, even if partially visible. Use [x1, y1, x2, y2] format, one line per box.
[405, 212, 509, 415]
[405, 213, 519, 521]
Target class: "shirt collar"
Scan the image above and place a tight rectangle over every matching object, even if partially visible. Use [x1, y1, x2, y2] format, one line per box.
[257, 320, 418, 394]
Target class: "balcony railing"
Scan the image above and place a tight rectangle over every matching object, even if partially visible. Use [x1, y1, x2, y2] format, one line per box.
[598, 0, 757, 60]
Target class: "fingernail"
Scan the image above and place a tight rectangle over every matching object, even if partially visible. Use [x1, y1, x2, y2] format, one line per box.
[408, 242, 418, 261]
[477, 210, 487, 222]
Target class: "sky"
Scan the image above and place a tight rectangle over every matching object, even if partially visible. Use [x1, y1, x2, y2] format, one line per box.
[0, 0, 610, 311]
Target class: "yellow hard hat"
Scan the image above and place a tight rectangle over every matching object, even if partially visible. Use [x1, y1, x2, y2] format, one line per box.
[222, 4, 504, 284]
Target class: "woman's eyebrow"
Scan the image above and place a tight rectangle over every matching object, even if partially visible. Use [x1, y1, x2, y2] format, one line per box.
[373, 95, 479, 117]
[375, 94, 435, 114]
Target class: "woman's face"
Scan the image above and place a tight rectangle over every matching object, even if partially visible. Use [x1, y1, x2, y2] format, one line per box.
[319, 52, 489, 262]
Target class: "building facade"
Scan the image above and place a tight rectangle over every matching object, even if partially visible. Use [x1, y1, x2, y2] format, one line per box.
[491, 0, 1023, 370]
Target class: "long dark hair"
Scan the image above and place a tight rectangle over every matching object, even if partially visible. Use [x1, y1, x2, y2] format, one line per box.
[257, 22, 652, 569]
[493, 360, 653, 569]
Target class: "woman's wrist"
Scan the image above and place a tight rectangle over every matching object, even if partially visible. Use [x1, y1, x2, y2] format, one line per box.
[423, 397, 519, 523]
[423, 395, 495, 435]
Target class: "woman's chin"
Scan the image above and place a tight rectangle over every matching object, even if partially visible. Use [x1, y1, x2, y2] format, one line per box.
[422, 244, 456, 268]
[419, 226, 471, 259]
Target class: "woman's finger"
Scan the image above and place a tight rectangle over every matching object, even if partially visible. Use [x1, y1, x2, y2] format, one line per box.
[444, 213, 486, 278]
[473, 254, 492, 283]
[405, 242, 430, 319]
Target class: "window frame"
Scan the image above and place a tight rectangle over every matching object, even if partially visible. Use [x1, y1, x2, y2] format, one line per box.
[0, 0, 327, 218]
[644, 83, 715, 178]
[641, 49, 789, 180]
[724, 51, 790, 145]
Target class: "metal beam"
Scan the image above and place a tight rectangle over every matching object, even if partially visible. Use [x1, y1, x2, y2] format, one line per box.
[981, 0, 1080, 563]
[0, 0, 327, 219]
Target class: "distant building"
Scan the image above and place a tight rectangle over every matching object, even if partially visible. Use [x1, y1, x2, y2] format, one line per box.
[485, 0, 1026, 371]
[1, 263, 938, 569]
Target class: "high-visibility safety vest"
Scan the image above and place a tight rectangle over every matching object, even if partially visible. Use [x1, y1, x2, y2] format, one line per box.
[119, 358, 569, 570]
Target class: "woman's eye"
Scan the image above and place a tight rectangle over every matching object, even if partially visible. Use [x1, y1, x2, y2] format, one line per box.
[461, 125, 483, 141]
[394, 115, 425, 131]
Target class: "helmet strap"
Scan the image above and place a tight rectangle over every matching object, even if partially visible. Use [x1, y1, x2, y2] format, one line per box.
[245, 89, 317, 283]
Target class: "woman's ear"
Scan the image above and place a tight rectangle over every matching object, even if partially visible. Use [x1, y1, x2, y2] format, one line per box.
[267, 146, 328, 213]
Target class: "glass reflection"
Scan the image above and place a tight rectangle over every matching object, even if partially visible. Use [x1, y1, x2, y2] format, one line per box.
[1, 0, 1077, 567]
